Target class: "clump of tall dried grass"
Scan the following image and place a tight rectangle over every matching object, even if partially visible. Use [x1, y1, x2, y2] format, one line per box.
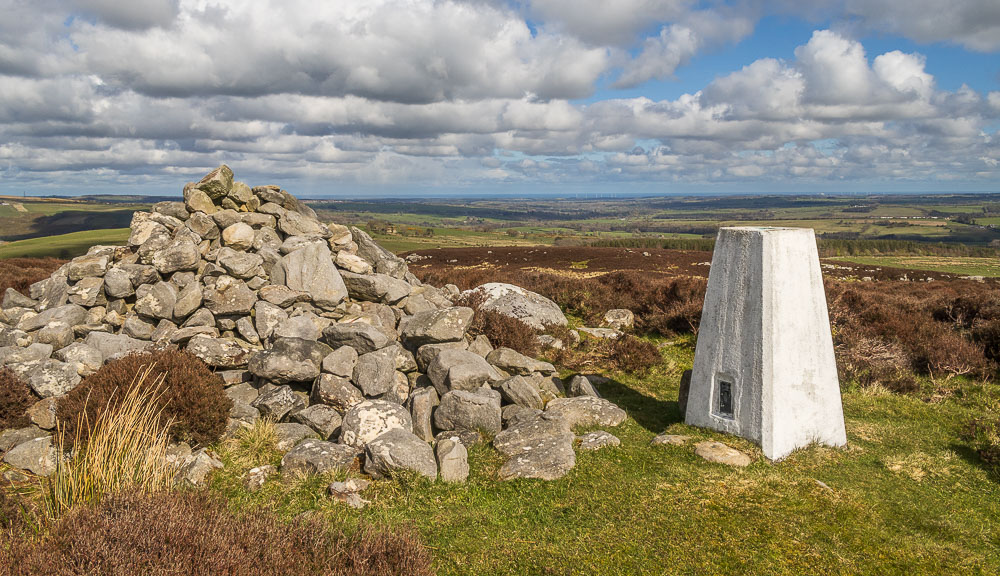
[45, 365, 175, 517]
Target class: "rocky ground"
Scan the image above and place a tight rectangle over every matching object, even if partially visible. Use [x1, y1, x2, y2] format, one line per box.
[0, 166, 645, 490]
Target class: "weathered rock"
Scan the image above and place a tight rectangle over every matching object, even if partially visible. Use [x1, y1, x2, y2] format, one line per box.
[186, 335, 253, 368]
[544, 397, 627, 429]
[251, 385, 307, 421]
[577, 431, 620, 451]
[122, 315, 156, 340]
[603, 308, 635, 330]
[216, 247, 263, 279]
[0, 426, 48, 452]
[203, 276, 256, 315]
[135, 281, 177, 320]
[494, 413, 575, 481]
[322, 346, 358, 378]
[66, 254, 109, 280]
[426, 348, 502, 396]
[274, 423, 320, 452]
[274, 243, 347, 309]
[248, 337, 331, 384]
[36, 323, 75, 350]
[3, 436, 56, 476]
[169, 325, 218, 343]
[67, 276, 104, 307]
[408, 386, 439, 443]
[467, 334, 494, 357]
[567, 374, 601, 398]
[175, 448, 224, 486]
[341, 271, 411, 305]
[28, 360, 81, 398]
[401, 307, 474, 346]
[335, 251, 372, 274]
[258, 285, 308, 307]
[272, 314, 323, 341]
[84, 331, 149, 360]
[281, 439, 357, 475]
[651, 434, 691, 446]
[196, 165, 234, 199]
[244, 464, 276, 492]
[152, 237, 200, 274]
[27, 397, 59, 430]
[322, 322, 391, 354]
[465, 282, 568, 330]
[352, 347, 397, 396]
[364, 428, 437, 480]
[292, 404, 343, 439]
[351, 227, 408, 279]
[498, 375, 544, 409]
[2, 288, 35, 309]
[436, 436, 469, 483]
[30, 274, 70, 311]
[578, 327, 622, 340]
[312, 374, 365, 411]
[328, 478, 370, 509]
[17, 304, 86, 333]
[278, 210, 330, 238]
[486, 347, 556, 376]
[339, 399, 412, 448]
[253, 301, 287, 341]
[694, 441, 752, 467]
[103, 267, 134, 298]
[222, 222, 255, 251]
[153, 201, 189, 221]
[433, 390, 502, 435]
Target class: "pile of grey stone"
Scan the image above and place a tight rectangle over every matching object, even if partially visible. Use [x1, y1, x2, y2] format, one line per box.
[0, 166, 627, 484]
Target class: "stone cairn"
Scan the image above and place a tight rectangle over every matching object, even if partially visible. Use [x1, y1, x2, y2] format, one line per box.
[0, 166, 627, 488]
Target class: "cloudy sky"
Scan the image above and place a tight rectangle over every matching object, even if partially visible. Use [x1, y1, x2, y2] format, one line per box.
[1, 0, 998, 197]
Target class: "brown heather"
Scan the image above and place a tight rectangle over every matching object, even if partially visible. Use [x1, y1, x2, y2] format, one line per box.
[56, 349, 231, 448]
[0, 258, 65, 296]
[0, 490, 434, 576]
[0, 368, 33, 430]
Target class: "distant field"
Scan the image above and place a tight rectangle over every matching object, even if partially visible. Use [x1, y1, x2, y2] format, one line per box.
[835, 256, 1000, 277]
[0, 228, 130, 259]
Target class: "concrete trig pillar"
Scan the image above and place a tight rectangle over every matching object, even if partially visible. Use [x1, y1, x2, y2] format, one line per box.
[684, 227, 847, 460]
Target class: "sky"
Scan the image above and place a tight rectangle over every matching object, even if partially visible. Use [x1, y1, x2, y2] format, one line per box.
[0, 0, 998, 197]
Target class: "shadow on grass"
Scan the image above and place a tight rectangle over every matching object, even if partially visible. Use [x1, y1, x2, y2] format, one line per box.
[950, 442, 1000, 484]
[595, 377, 681, 434]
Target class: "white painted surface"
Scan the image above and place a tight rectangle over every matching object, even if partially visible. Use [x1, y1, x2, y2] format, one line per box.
[685, 227, 847, 461]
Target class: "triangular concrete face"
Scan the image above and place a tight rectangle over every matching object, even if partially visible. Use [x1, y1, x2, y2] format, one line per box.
[684, 227, 847, 461]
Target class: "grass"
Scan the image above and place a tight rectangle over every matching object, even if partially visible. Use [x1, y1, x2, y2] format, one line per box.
[208, 337, 1000, 575]
[46, 366, 174, 517]
[0, 228, 129, 259]
[834, 255, 1000, 277]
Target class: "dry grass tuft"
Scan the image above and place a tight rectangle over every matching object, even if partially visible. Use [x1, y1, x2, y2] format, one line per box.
[45, 365, 174, 518]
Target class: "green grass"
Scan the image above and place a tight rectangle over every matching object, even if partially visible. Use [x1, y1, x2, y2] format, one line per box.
[210, 339, 1000, 575]
[835, 255, 1000, 277]
[0, 228, 130, 259]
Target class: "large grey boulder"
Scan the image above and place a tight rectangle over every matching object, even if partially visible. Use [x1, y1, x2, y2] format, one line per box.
[134, 281, 177, 320]
[281, 439, 357, 476]
[544, 397, 627, 429]
[364, 428, 437, 480]
[339, 399, 412, 448]
[66, 254, 109, 280]
[351, 227, 408, 279]
[251, 385, 306, 421]
[216, 247, 263, 279]
[322, 322, 391, 354]
[3, 436, 56, 476]
[340, 271, 411, 304]
[0, 343, 53, 367]
[28, 359, 82, 398]
[273, 243, 347, 310]
[248, 337, 331, 384]
[486, 347, 556, 376]
[322, 346, 358, 378]
[151, 237, 200, 274]
[567, 374, 601, 398]
[83, 331, 149, 360]
[401, 307, 474, 347]
[498, 375, 544, 409]
[426, 348, 502, 396]
[186, 335, 253, 368]
[493, 412, 575, 481]
[221, 222, 255, 251]
[433, 390, 502, 435]
[464, 282, 567, 330]
[292, 404, 343, 439]
[17, 304, 87, 333]
[352, 347, 397, 396]
[312, 374, 365, 411]
[203, 276, 256, 315]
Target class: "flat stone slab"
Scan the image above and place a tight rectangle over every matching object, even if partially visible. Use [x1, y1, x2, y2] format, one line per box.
[651, 434, 691, 446]
[576, 431, 620, 451]
[281, 440, 358, 476]
[694, 441, 752, 467]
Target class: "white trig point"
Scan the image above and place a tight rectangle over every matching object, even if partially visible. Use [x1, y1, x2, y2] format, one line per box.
[685, 227, 847, 461]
